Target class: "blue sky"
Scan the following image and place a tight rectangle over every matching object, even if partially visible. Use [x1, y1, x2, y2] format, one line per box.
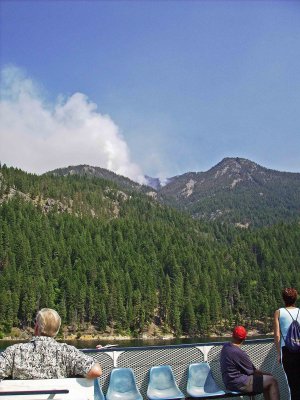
[0, 0, 300, 182]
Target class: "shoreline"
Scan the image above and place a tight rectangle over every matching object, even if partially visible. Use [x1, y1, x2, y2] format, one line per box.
[0, 329, 272, 342]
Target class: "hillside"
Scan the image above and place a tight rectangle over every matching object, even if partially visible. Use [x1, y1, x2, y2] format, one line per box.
[0, 163, 300, 339]
[48, 164, 150, 193]
[158, 157, 300, 226]
[47, 158, 300, 227]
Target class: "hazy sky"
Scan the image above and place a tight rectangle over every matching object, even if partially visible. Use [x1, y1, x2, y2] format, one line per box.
[0, 0, 300, 183]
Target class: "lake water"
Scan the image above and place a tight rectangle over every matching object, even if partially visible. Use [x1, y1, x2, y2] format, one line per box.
[0, 336, 268, 350]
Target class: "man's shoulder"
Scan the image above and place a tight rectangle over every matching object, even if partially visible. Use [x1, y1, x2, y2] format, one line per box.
[2, 341, 33, 353]
[220, 342, 232, 358]
[54, 341, 80, 351]
[32, 337, 75, 349]
[221, 342, 232, 352]
[3, 337, 81, 354]
[51, 341, 87, 357]
[221, 342, 244, 357]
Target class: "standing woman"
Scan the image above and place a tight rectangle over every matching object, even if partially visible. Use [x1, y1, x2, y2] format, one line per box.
[274, 288, 300, 400]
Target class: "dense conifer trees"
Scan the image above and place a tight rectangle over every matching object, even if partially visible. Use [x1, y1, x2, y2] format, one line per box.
[0, 165, 299, 337]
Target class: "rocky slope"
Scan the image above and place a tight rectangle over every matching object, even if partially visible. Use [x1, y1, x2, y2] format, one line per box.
[47, 158, 300, 227]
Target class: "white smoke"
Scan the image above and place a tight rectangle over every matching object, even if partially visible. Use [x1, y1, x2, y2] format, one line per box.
[0, 65, 145, 183]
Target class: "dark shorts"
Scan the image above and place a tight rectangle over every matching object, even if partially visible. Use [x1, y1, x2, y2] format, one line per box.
[239, 374, 263, 394]
[282, 346, 300, 399]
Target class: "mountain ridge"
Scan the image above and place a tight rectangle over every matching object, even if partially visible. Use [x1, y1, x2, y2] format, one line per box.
[158, 157, 300, 226]
[47, 157, 300, 190]
[1, 157, 297, 227]
[46, 157, 300, 227]
[47, 164, 146, 191]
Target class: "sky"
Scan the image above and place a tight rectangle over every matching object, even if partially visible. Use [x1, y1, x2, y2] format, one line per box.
[0, 0, 300, 183]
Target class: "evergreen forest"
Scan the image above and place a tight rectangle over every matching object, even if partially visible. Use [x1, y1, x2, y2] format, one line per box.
[0, 164, 299, 338]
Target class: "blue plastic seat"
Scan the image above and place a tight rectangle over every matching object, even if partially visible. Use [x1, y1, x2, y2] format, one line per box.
[147, 365, 184, 400]
[106, 368, 142, 400]
[94, 379, 105, 400]
[187, 363, 226, 397]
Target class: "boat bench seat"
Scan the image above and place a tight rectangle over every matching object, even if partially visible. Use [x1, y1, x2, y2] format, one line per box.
[0, 377, 103, 400]
[185, 362, 258, 399]
[0, 366, 257, 400]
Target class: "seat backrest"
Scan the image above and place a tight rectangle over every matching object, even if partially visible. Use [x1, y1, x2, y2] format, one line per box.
[106, 368, 142, 400]
[148, 365, 176, 390]
[0, 377, 95, 400]
[188, 363, 210, 389]
[187, 363, 224, 395]
[94, 379, 105, 400]
[147, 365, 184, 400]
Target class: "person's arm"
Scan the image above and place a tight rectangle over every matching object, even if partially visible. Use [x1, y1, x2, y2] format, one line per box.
[86, 362, 102, 379]
[96, 344, 118, 349]
[237, 348, 256, 375]
[67, 345, 103, 378]
[254, 369, 272, 376]
[273, 309, 281, 364]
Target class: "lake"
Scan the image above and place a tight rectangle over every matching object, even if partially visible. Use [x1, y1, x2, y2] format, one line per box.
[0, 335, 268, 350]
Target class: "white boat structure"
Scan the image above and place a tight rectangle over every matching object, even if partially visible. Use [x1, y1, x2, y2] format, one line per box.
[0, 338, 290, 399]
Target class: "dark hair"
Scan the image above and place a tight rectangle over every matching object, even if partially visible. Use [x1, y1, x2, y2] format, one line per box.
[282, 288, 298, 307]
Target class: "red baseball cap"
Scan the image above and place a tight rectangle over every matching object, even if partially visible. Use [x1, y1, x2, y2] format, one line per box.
[232, 326, 247, 340]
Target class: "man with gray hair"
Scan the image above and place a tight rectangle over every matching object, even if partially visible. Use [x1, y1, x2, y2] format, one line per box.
[0, 308, 102, 380]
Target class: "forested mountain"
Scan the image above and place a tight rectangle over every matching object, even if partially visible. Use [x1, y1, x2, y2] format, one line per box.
[158, 157, 300, 226]
[0, 163, 300, 339]
[48, 164, 148, 193]
[48, 158, 300, 227]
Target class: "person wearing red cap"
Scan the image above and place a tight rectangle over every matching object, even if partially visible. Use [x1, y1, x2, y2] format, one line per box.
[220, 326, 280, 399]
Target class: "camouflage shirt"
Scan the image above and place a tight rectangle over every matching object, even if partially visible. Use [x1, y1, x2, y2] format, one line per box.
[0, 336, 96, 380]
